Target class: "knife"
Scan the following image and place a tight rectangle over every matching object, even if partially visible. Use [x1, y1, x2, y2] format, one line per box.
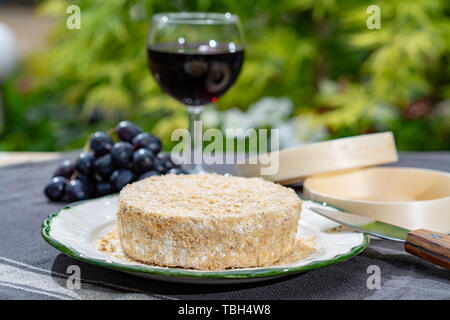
[308, 205, 450, 270]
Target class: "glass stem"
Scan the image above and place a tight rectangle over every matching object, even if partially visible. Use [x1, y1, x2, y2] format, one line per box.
[187, 105, 205, 173]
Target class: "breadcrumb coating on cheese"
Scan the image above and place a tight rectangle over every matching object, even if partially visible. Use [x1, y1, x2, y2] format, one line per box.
[118, 173, 300, 217]
[98, 227, 316, 268]
[116, 173, 303, 270]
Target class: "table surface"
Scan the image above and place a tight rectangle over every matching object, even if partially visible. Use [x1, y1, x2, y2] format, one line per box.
[0, 152, 60, 167]
[0, 151, 449, 300]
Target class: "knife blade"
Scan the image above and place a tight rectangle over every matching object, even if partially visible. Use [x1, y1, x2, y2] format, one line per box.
[307, 205, 410, 242]
[307, 204, 450, 270]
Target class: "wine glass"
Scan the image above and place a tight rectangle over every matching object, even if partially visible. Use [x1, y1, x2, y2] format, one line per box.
[147, 12, 245, 173]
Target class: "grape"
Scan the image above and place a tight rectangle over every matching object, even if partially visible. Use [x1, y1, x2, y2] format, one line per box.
[132, 132, 162, 154]
[53, 160, 75, 178]
[111, 142, 133, 168]
[117, 121, 142, 142]
[95, 181, 114, 196]
[94, 153, 115, 178]
[110, 169, 134, 190]
[90, 132, 114, 156]
[44, 122, 170, 202]
[44, 176, 66, 201]
[136, 170, 159, 181]
[76, 173, 95, 198]
[152, 153, 182, 174]
[153, 157, 168, 174]
[157, 152, 179, 170]
[93, 173, 105, 183]
[75, 152, 95, 175]
[132, 148, 155, 174]
[65, 179, 88, 202]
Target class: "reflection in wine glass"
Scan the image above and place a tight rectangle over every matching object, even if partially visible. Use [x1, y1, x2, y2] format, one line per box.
[206, 61, 231, 93]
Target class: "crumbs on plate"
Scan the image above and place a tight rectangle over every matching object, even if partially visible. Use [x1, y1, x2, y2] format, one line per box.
[97, 227, 317, 269]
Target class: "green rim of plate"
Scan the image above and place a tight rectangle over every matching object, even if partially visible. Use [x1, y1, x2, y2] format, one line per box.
[41, 195, 369, 280]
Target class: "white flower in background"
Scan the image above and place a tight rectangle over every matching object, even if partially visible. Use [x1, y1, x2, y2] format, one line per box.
[0, 23, 18, 134]
[431, 99, 450, 127]
[222, 108, 254, 138]
[208, 96, 328, 148]
[275, 120, 299, 149]
[431, 99, 450, 119]
[201, 106, 221, 128]
[294, 116, 329, 144]
[372, 103, 399, 130]
[274, 115, 329, 149]
[247, 97, 293, 127]
[0, 23, 18, 81]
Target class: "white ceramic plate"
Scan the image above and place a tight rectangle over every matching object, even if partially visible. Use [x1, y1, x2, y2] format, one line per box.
[42, 195, 368, 284]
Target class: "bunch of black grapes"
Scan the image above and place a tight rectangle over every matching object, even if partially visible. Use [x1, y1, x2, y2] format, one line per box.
[44, 121, 186, 202]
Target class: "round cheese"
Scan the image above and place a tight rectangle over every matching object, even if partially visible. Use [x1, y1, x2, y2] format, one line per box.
[117, 173, 301, 270]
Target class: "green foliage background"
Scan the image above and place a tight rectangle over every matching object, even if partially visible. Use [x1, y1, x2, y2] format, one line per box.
[1, 0, 449, 151]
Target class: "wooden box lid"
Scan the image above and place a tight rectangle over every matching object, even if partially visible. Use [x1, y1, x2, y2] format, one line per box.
[236, 132, 398, 184]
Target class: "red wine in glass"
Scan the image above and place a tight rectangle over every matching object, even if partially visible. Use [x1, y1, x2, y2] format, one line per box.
[147, 13, 246, 172]
[147, 42, 244, 106]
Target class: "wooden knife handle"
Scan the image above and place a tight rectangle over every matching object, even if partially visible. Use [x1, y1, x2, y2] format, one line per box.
[405, 229, 450, 270]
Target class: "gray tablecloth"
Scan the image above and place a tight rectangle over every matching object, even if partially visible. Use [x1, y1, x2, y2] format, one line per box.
[0, 152, 449, 300]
